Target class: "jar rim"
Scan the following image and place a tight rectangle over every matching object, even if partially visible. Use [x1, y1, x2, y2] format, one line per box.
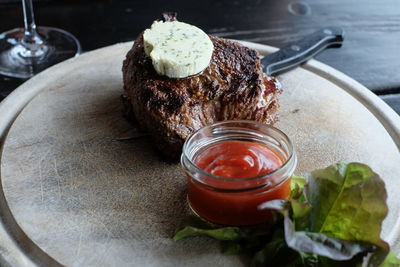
[181, 120, 296, 182]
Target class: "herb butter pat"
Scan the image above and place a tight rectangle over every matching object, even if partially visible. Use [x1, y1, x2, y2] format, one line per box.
[143, 20, 214, 78]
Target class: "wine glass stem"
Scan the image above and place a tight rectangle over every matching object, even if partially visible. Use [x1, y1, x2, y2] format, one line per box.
[22, 0, 37, 36]
[20, 0, 45, 56]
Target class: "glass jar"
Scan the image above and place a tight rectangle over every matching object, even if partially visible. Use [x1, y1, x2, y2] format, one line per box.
[181, 120, 297, 226]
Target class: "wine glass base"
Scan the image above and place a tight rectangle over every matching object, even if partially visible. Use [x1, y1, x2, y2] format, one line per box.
[0, 27, 81, 79]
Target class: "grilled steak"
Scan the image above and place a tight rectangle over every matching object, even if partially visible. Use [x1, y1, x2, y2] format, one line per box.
[122, 16, 280, 159]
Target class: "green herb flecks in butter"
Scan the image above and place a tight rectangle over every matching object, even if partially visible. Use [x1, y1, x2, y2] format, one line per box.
[143, 20, 214, 78]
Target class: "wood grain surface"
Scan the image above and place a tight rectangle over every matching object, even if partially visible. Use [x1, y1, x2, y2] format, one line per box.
[1, 42, 399, 266]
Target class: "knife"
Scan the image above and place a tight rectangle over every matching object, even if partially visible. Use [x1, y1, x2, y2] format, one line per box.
[262, 27, 344, 76]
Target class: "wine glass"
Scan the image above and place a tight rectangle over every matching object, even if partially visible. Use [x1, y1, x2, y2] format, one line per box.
[0, 0, 81, 79]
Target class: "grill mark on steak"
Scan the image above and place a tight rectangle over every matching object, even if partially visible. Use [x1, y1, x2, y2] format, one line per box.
[122, 27, 281, 159]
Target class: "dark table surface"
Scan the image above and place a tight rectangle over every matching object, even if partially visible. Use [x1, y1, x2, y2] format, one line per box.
[1, 0, 400, 114]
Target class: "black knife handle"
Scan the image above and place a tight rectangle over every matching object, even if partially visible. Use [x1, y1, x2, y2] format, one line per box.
[262, 27, 344, 76]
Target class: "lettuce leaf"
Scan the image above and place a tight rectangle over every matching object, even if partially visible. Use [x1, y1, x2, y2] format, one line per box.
[260, 200, 373, 261]
[290, 175, 307, 200]
[305, 162, 389, 250]
[173, 225, 241, 241]
[283, 210, 373, 260]
[379, 251, 400, 266]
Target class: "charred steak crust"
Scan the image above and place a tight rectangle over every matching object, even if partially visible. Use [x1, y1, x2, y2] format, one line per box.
[122, 34, 280, 158]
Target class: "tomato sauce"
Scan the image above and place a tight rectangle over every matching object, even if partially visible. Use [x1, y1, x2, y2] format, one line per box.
[187, 140, 291, 225]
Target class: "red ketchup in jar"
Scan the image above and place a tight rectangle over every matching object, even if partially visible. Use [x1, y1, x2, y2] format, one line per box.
[181, 121, 297, 226]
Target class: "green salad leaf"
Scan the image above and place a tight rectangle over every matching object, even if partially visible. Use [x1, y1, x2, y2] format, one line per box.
[283, 210, 373, 260]
[173, 162, 400, 267]
[173, 225, 241, 241]
[305, 162, 389, 250]
[290, 175, 307, 200]
[379, 251, 400, 266]
[260, 200, 373, 261]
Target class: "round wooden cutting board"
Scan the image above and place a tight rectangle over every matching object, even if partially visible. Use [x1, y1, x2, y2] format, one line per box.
[0, 42, 399, 266]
